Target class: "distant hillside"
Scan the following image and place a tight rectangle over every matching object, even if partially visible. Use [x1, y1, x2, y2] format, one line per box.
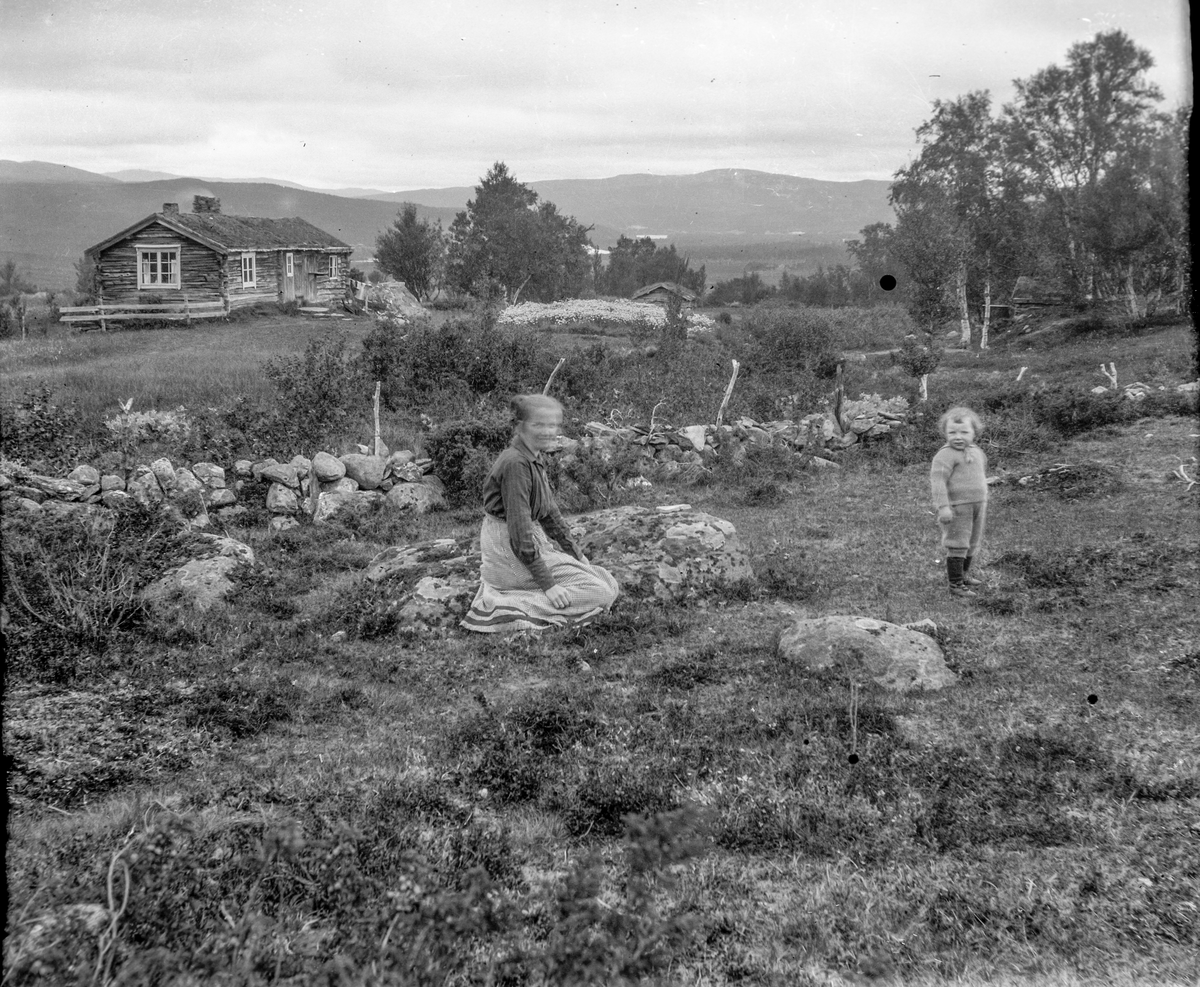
[0, 163, 893, 291]
[0, 160, 120, 184]
[104, 169, 392, 198]
[378, 169, 894, 245]
[0, 180, 465, 289]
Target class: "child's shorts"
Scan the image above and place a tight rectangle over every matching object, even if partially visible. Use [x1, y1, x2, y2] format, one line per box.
[939, 501, 986, 557]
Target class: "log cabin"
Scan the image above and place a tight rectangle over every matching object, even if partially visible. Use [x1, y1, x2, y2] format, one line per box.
[631, 281, 699, 306]
[85, 196, 353, 310]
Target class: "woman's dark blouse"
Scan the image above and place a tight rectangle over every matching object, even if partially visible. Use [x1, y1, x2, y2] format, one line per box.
[481, 434, 582, 590]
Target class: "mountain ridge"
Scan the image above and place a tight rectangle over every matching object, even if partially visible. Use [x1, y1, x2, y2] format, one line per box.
[0, 161, 893, 289]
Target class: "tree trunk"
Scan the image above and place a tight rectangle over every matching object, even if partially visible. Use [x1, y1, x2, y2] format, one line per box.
[510, 274, 532, 306]
[1125, 262, 1140, 319]
[980, 267, 991, 351]
[919, 374, 928, 402]
[956, 262, 970, 348]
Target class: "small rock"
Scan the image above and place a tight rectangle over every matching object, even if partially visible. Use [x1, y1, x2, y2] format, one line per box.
[269, 515, 299, 532]
[233, 459, 254, 478]
[321, 477, 360, 495]
[100, 474, 125, 492]
[251, 458, 280, 482]
[101, 489, 133, 509]
[288, 455, 312, 478]
[149, 458, 177, 493]
[267, 483, 300, 515]
[191, 462, 226, 489]
[678, 425, 708, 452]
[206, 488, 238, 508]
[312, 451, 346, 483]
[67, 464, 100, 485]
[260, 462, 300, 488]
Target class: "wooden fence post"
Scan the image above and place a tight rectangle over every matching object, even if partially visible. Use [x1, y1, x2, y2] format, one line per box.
[543, 357, 566, 396]
[373, 381, 383, 456]
[715, 359, 740, 426]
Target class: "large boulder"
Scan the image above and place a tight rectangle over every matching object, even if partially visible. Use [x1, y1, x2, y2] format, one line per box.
[313, 489, 385, 524]
[570, 505, 755, 601]
[142, 534, 254, 612]
[385, 481, 446, 514]
[340, 453, 386, 491]
[777, 615, 957, 693]
[362, 506, 756, 634]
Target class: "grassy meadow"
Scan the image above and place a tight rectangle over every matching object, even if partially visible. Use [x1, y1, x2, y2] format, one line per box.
[2, 308, 1198, 986]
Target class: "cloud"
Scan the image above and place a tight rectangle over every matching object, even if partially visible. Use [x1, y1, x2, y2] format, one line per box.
[0, 0, 1189, 187]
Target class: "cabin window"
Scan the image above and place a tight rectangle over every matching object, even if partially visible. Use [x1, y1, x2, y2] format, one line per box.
[285, 253, 294, 277]
[241, 252, 256, 287]
[329, 255, 339, 279]
[137, 246, 180, 289]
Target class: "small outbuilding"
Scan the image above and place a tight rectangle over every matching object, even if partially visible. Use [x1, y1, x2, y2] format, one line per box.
[85, 196, 353, 310]
[631, 281, 699, 306]
[1011, 275, 1070, 308]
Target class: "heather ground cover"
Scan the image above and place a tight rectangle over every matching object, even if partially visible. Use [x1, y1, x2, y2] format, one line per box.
[2, 309, 1197, 986]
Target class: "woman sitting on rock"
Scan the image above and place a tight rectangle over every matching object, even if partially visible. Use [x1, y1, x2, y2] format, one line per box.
[461, 394, 619, 634]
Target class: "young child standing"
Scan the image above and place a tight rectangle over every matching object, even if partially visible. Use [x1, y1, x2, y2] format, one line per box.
[930, 407, 988, 597]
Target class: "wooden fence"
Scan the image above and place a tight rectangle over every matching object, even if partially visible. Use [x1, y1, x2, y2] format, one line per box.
[59, 298, 227, 330]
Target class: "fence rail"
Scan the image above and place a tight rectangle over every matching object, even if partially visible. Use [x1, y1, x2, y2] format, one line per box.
[60, 298, 227, 329]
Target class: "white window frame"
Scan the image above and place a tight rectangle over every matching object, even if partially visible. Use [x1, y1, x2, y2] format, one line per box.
[329, 254, 338, 279]
[285, 252, 294, 278]
[241, 252, 256, 287]
[136, 245, 181, 290]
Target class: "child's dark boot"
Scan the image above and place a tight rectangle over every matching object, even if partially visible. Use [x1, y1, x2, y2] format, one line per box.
[947, 557, 975, 597]
[961, 555, 984, 587]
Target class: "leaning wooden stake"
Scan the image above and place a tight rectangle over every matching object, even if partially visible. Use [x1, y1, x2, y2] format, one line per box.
[715, 359, 740, 426]
[543, 357, 566, 396]
[373, 381, 383, 456]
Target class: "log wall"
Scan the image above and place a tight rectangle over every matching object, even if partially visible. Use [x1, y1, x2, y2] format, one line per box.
[224, 250, 282, 309]
[96, 222, 351, 309]
[96, 223, 224, 304]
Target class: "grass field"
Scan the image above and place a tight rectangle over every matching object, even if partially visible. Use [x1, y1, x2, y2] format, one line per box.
[3, 311, 1198, 985]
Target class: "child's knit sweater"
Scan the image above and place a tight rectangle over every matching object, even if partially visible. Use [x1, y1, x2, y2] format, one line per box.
[930, 444, 989, 509]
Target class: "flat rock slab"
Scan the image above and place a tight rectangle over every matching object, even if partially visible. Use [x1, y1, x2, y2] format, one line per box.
[777, 615, 957, 693]
[362, 506, 757, 634]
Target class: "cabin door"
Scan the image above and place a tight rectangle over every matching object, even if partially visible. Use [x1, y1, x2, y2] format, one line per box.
[301, 253, 319, 302]
[280, 251, 295, 302]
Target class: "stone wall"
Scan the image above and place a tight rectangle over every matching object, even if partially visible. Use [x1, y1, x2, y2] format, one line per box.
[0, 396, 912, 527]
[569, 399, 909, 472]
[0, 447, 445, 531]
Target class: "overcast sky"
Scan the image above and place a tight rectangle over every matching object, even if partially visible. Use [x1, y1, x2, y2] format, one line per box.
[0, 0, 1191, 191]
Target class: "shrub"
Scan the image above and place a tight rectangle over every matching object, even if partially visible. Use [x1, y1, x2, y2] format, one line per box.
[0, 383, 86, 472]
[742, 307, 843, 376]
[2, 502, 202, 682]
[551, 441, 645, 511]
[424, 415, 513, 506]
[262, 331, 361, 449]
[373, 312, 556, 410]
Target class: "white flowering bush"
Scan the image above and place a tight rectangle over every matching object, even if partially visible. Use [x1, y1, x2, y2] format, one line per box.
[497, 299, 714, 335]
[105, 405, 192, 457]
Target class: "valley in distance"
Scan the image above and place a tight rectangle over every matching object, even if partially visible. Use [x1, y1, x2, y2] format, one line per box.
[0, 160, 894, 291]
